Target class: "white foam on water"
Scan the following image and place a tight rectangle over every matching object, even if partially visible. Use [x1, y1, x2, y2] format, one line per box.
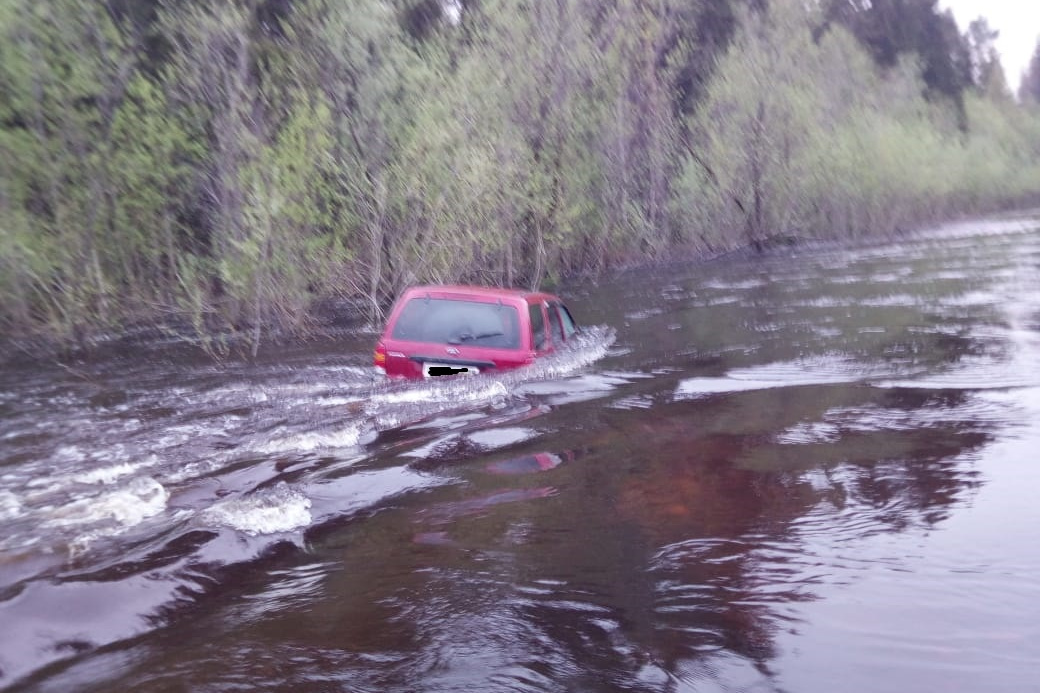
[73, 456, 158, 485]
[674, 356, 875, 400]
[370, 379, 510, 407]
[675, 377, 797, 399]
[358, 327, 614, 436]
[519, 326, 617, 381]
[859, 294, 922, 307]
[701, 278, 768, 290]
[251, 421, 367, 455]
[0, 490, 21, 521]
[800, 296, 858, 308]
[868, 270, 914, 283]
[205, 382, 270, 403]
[776, 421, 843, 445]
[516, 372, 632, 406]
[609, 394, 656, 410]
[466, 426, 538, 449]
[317, 365, 374, 376]
[155, 449, 239, 484]
[44, 477, 169, 530]
[932, 270, 972, 281]
[938, 289, 1005, 308]
[26, 477, 172, 556]
[53, 445, 87, 463]
[624, 308, 665, 320]
[365, 380, 515, 434]
[875, 376, 1018, 391]
[200, 482, 312, 535]
[314, 395, 364, 407]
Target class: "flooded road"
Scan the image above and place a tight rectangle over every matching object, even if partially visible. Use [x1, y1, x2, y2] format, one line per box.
[2, 214, 1040, 692]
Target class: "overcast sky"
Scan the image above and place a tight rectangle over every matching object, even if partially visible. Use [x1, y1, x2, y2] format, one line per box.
[939, 0, 1040, 89]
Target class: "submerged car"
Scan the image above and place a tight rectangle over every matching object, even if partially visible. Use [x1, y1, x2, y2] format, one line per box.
[373, 285, 579, 379]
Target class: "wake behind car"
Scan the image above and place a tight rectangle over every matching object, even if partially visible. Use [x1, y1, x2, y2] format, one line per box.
[373, 285, 579, 379]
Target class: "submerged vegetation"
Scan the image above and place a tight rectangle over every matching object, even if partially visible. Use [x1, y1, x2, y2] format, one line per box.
[1, 0, 1039, 355]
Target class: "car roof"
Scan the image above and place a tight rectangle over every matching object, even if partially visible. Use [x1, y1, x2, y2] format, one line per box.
[400, 284, 560, 304]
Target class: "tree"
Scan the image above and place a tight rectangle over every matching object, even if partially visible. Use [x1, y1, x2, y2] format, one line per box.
[158, 0, 269, 348]
[821, 0, 971, 126]
[447, 0, 611, 288]
[283, 0, 424, 321]
[380, 40, 531, 288]
[964, 17, 1010, 100]
[1020, 38, 1040, 104]
[107, 74, 203, 309]
[688, 0, 826, 243]
[3, 0, 1040, 355]
[234, 91, 337, 354]
[593, 0, 687, 259]
[680, 0, 1002, 243]
[0, 0, 140, 341]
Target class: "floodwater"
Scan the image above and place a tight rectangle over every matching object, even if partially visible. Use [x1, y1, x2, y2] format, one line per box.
[2, 215, 1040, 692]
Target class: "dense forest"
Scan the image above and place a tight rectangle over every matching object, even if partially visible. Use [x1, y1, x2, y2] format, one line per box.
[2, 0, 1040, 356]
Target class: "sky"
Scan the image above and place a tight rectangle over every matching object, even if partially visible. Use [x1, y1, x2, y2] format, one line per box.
[939, 0, 1040, 90]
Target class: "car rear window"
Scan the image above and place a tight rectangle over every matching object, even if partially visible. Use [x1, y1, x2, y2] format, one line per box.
[390, 298, 521, 349]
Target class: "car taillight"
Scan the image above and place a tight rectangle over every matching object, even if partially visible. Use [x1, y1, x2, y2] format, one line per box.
[373, 343, 387, 370]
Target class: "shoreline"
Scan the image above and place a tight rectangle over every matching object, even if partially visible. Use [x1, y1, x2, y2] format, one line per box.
[3, 207, 1039, 370]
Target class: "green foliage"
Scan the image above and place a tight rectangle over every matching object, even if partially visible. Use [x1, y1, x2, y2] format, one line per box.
[385, 48, 528, 286]
[821, 0, 971, 123]
[234, 91, 338, 348]
[108, 74, 204, 303]
[1021, 38, 1040, 104]
[964, 17, 1010, 100]
[282, 0, 427, 319]
[686, 1, 828, 241]
[1, 0, 1039, 355]
[0, 0, 137, 342]
[679, 0, 1040, 247]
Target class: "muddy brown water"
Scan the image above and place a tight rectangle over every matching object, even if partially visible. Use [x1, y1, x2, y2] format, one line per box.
[2, 215, 1040, 692]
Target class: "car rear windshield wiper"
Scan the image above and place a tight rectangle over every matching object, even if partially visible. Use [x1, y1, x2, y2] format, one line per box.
[447, 331, 504, 344]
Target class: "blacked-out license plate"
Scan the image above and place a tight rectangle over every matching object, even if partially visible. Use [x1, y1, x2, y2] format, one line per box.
[423, 362, 479, 377]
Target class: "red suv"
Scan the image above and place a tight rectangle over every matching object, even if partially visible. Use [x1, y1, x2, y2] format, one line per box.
[373, 285, 579, 379]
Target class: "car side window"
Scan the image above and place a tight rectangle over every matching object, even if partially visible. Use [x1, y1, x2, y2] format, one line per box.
[556, 302, 577, 338]
[529, 304, 547, 351]
[548, 303, 565, 344]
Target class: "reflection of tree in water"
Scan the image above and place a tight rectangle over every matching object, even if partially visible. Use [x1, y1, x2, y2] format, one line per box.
[616, 431, 820, 680]
[512, 384, 995, 689]
[835, 388, 987, 529]
[164, 382, 995, 692]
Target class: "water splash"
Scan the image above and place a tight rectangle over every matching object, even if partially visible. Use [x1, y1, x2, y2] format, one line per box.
[0, 490, 21, 521]
[73, 457, 158, 485]
[200, 482, 312, 536]
[361, 324, 616, 434]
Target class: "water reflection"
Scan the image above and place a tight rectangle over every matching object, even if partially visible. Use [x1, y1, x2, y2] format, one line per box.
[486, 451, 570, 475]
[5, 217, 1040, 691]
[510, 386, 993, 689]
